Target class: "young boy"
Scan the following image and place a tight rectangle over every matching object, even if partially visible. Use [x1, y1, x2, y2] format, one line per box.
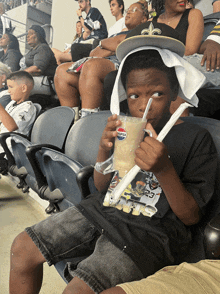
[9, 23, 217, 294]
[108, 0, 126, 37]
[0, 71, 37, 170]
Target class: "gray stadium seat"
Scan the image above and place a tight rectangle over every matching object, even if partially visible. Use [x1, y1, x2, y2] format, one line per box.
[0, 106, 75, 198]
[26, 111, 112, 212]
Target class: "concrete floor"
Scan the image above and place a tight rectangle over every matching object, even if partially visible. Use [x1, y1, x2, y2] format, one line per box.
[0, 175, 66, 294]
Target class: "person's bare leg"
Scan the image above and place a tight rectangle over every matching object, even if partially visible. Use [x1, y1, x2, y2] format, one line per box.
[79, 58, 116, 109]
[10, 231, 46, 294]
[62, 277, 95, 294]
[100, 287, 126, 294]
[52, 48, 72, 65]
[54, 63, 80, 108]
[170, 96, 189, 116]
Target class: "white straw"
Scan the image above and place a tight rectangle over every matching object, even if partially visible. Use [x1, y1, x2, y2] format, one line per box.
[142, 98, 153, 121]
[109, 102, 192, 205]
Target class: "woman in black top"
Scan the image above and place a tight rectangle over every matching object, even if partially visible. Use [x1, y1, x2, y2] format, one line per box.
[19, 25, 58, 96]
[152, 0, 204, 55]
[20, 25, 57, 77]
[0, 33, 22, 72]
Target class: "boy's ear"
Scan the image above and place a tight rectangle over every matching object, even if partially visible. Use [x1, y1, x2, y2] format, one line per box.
[21, 83, 28, 93]
[171, 85, 179, 101]
[171, 93, 178, 102]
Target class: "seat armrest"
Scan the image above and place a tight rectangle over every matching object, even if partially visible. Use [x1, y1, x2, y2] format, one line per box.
[76, 165, 94, 199]
[0, 132, 29, 166]
[26, 144, 63, 188]
[204, 214, 220, 259]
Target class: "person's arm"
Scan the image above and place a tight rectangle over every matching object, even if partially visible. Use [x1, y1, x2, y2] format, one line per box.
[3, 50, 21, 72]
[76, 9, 91, 40]
[213, 0, 220, 13]
[94, 114, 121, 192]
[89, 34, 127, 57]
[0, 103, 18, 132]
[199, 20, 220, 71]
[200, 39, 220, 71]
[135, 123, 201, 226]
[24, 65, 42, 76]
[184, 8, 204, 56]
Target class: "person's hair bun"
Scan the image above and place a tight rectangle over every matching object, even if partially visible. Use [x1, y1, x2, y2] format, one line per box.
[137, 0, 149, 17]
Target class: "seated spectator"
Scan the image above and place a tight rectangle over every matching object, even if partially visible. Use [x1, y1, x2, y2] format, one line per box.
[0, 71, 37, 172]
[52, 20, 83, 65]
[0, 33, 22, 71]
[55, 0, 149, 118]
[108, 0, 126, 37]
[71, 0, 108, 62]
[152, 0, 204, 115]
[9, 23, 217, 294]
[0, 62, 11, 108]
[19, 25, 58, 96]
[153, 0, 204, 54]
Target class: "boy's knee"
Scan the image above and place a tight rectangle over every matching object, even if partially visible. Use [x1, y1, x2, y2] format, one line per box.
[11, 231, 45, 266]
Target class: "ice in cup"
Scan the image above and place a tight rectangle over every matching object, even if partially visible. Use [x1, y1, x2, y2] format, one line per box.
[113, 115, 147, 178]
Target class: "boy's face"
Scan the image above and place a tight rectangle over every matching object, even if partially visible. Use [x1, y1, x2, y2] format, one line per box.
[78, 0, 89, 11]
[126, 68, 175, 128]
[7, 80, 25, 104]
[110, 0, 122, 17]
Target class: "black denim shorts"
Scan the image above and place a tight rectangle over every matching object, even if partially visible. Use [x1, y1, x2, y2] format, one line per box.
[26, 205, 143, 293]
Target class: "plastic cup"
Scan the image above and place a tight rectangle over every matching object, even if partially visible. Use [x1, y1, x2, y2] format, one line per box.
[113, 115, 147, 178]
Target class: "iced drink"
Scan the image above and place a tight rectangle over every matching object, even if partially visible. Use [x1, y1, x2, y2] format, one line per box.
[113, 116, 147, 177]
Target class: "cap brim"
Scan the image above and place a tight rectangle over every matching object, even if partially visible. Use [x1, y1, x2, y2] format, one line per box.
[116, 35, 185, 62]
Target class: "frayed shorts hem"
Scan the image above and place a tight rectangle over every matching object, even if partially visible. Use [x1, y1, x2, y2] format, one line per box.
[25, 227, 54, 266]
[65, 267, 105, 294]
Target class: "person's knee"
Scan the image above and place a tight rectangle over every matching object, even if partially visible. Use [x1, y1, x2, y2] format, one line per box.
[81, 59, 114, 82]
[11, 231, 45, 268]
[81, 59, 98, 78]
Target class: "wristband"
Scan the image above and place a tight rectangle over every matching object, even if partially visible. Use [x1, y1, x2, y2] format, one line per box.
[79, 15, 82, 19]
[99, 40, 103, 49]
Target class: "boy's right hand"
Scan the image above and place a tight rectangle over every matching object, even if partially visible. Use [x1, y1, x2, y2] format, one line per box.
[99, 114, 121, 152]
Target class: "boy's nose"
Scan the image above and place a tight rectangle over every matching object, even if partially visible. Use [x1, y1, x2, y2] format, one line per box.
[139, 97, 152, 113]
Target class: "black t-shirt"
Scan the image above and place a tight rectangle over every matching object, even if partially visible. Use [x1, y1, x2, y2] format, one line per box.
[154, 9, 190, 45]
[77, 122, 217, 275]
[24, 43, 57, 76]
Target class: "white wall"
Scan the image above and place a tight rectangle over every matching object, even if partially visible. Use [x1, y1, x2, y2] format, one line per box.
[51, 0, 134, 50]
[7, 4, 28, 54]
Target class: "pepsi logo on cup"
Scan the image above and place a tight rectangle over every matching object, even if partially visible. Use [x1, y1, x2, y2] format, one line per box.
[117, 127, 127, 141]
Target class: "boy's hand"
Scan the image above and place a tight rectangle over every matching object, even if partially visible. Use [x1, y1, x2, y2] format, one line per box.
[135, 123, 171, 174]
[99, 114, 121, 152]
[76, 8, 82, 17]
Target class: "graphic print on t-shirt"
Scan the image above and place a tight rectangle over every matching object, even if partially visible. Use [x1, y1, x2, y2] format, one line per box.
[103, 170, 162, 217]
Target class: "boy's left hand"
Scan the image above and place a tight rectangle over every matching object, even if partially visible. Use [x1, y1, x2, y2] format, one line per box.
[135, 123, 172, 174]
